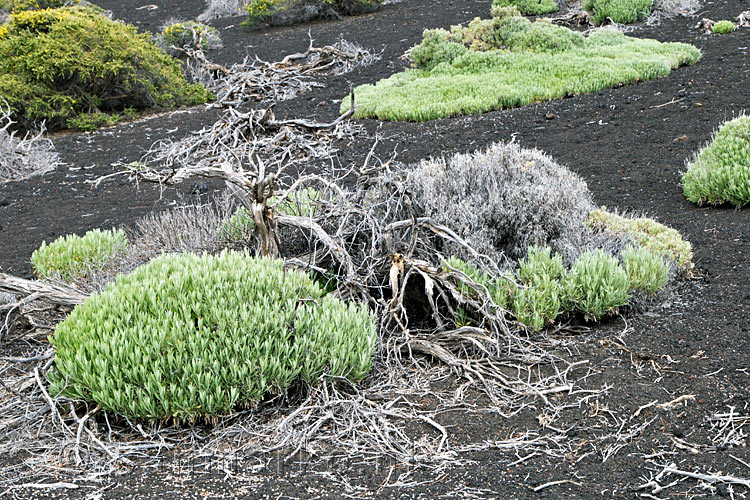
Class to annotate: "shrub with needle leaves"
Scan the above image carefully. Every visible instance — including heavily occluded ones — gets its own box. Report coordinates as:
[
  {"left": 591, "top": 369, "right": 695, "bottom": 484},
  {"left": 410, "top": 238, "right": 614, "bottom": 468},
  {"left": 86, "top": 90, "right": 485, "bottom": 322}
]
[
  {"left": 681, "top": 115, "right": 750, "bottom": 208},
  {"left": 564, "top": 249, "right": 630, "bottom": 320},
  {"left": 492, "top": 0, "right": 558, "bottom": 16},
  {"left": 583, "top": 0, "right": 653, "bottom": 25},
  {"left": 511, "top": 246, "right": 565, "bottom": 331},
  {"left": 622, "top": 246, "right": 669, "bottom": 296},
  {"left": 711, "top": 20, "right": 736, "bottom": 35},
  {"left": 47, "top": 252, "right": 376, "bottom": 421},
  {"left": 31, "top": 228, "right": 128, "bottom": 282}
]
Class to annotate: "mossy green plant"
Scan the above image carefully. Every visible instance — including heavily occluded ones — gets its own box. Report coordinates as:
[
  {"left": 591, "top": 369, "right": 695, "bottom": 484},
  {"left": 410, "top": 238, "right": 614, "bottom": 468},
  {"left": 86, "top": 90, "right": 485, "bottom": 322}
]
[
  {"left": 681, "top": 115, "right": 750, "bottom": 208},
  {"left": 583, "top": 0, "right": 652, "bottom": 25},
  {"left": 48, "top": 252, "right": 377, "bottom": 421},
  {"left": 711, "top": 20, "right": 736, "bottom": 35},
  {"left": 342, "top": 14, "right": 700, "bottom": 121},
  {"left": 243, "top": 0, "right": 381, "bottom": 26},
  {"left": 0, "top": 6, "right": 212, "bottom": 130},
  {"left": 31, "top": 228, "right": 128, "bottom": 282},
  {"left": 587, "top": 208, "right": 694, "bottom": 274},
  {"left": 492, "top": 0, "right": 557, "bottom": 16}
]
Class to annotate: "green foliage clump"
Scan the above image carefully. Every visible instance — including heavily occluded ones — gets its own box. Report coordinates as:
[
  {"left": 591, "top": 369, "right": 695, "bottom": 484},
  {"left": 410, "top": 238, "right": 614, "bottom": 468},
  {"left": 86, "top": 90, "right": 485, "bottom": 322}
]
[
  {"left": 157, "top": 20, "right": 222, "bottom": 55},
  {"left": 0, "top": 6, "right": 212, "bottom": 130},
  {"left": 492, "top": 0, "right": 557, "bottom": 16},
  {"left": 48, "top": 252, "right": 376, "bottom": 420},
  {"left": 31, "top": 228, "right": 128, "bottom": 282},
  {"left": 512, "top": 246, "right": 565, "bottom": 331},
  {"left": 622, "top": 246, "right": 669, "bottom": 296},
  {"left": 564, "top": 249, "right": 630, "bottom": 320},
  {"left": 441, "top": 256, "right": 513, "bottom": 310},
  {"left": 243, "top": 0, "right": 381, "bottom": 26},
  {"left": 587, "top": 209, "right": 694, "bottom": 274},
  {"left": 10, "top": 0, "right": 70, "bottom": 12},
  {"left": 583, "top": 0, "right": 652, "bottom": 25},
  {"left": 342, "top": 12, "right": 700, "bottom": 121},
  {"left": 712, "top": 20, "right": 736, "bottom": 35},
  {"left": 681, "top": 115, "right": 750, "bottom": 207},
  {"left": 218, "top": 187, "right": 321, "bottom": 242}
]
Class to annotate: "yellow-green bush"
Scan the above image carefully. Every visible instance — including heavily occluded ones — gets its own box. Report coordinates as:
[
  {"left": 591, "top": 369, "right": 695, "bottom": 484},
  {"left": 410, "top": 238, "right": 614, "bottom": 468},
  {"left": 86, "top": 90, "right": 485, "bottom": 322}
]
[
  {"left": 31, "top": 228, "right": 128, "bottom": 282},
  {"left": 492, "top": 0, "right": 557, "bottom": 16},
  {"left": 0, "top": 6, "right": 211, "bottom": 130},
  {"left": 48, "top": 252, "right": 376, "bottom": 420},
  {"left": 588, "top": 208, "right": 693, "bottom": 274},
  {"left": 681, "top": 115, "right": 750, "bottom": 207},
  {"left": 583, "top": 0, "right": 652, "bottom": 25},
  {"left": 712, "top": 20, "right": 736, "bottom": 35},
  {"left": 156, "top": 20, "right": 222, "bottom": 55},
  {"left": 343, "top": 13, "right": 700, "bottom": 121}
]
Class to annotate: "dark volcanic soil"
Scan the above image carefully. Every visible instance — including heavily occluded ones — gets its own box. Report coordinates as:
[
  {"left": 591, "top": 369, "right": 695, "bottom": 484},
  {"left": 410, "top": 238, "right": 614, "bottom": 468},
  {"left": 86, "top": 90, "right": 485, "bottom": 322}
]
[{"left": 1, "top": 0, "right": 749, "bottom": 498}]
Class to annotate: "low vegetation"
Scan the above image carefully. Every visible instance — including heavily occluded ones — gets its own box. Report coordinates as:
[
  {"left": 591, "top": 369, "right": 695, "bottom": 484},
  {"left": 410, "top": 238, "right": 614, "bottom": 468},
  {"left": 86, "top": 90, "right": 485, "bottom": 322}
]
[
  {"left": 583, "top": 0, "right": 653, "bottom": 25},
  {"left": 492, "top": 0, "right": 557, "bottom": 16},
  {"left": 31, "top": 228, "right": 128, "bottom": 282},
  {"left": 343, "top": 10, "right": 700, "bottom": 121},
  {"left": 156, "top": 20, "right": 223, "bottom": 55},
  {"left": 0, "top": 6, "right": 211, "bottom": 130},
  {"left": 48, "top": 252, "right": 377, "bottom": 420},
  {"left": 711, "top": 20, "right": 736, "bottom": 34},
  {"left": 0, "top": 99, "right": 60, "bottom": 182},
  {"left": 588, "top": 208, "right": 694, "bottom": 273},
  {"left": 243, "top": 0, "right": 381, "bottom": 26},
  {"left": 681, "top": 115, "right": 750, "bottom": 207}
]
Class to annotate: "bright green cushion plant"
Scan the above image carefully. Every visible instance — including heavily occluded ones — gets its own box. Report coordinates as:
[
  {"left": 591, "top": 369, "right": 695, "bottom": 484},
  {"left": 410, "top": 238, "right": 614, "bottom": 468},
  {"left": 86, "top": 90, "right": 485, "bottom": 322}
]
[
  {"left": 48, "top": 252, "right": 376, "bottom": 421},
  {"left": 681, "top": 115, "right": 750, "bottom": 207},
  {"left": 711, "top": 20, "right": 736, "bottom": 35},
  {"left": 342, "top": 10, "right": 700, "bottom": 121},
  {"left": 583, "top": 0, "right": 653, "bottom": 25},
  {"left": 31, "top": 228, "right": 128, "bottom": 282},
  {"left": 492, "top": 0, "right": 558, "bottom": 16},
  {"left": 0, "top": 6, "right": 211, "bottom": 130}
]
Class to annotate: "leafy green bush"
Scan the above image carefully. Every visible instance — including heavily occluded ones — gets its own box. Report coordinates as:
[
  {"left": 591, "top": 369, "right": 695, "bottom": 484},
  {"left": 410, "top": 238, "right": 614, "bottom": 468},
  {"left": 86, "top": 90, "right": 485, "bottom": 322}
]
[
  {"left": 157, "top": 20, "right": 222, "bottom": 55},
  {"left": 492, "top": 0, "right": 557, "bottom": 16},
  {"left": 564, "top": 249, "right": 630, "bottom": 320},
  {"left": 31, "top": 228, "right": 128, "bottom": 282},
  {"left": 243, "top": 0, "right": 380, "bottom": 26},
  {"left": 441, "top": 256, "right": 513, "bottom": 310},
  {"left": 512, "top": 246, "right": 565, "bottom": 331},
  {"left": 10, "top": 0, "right": 70, "bottom": 12},
  {"left": 342, "top": 12, "right": 700, "bottom": 121},
  {"left": 622, "top": 246, "right": 669, "bottom": 296},
  {"left": 583, "top": 0, "right": 653, "bottom": 24},
  {"left": 711, "top": 20, "right": 736, "bottom": 35},
  {"left": 0, "top": 6, "right": 211, "bottom": 130},
  {"left": 588, "top": 208, "right": 694, "bottom": 274},
  {"left": 48, "top": 252, "right": 376, "bottom": 420},
  {"left": 681, "top": 115, "right": 750, "bottom": 207}
]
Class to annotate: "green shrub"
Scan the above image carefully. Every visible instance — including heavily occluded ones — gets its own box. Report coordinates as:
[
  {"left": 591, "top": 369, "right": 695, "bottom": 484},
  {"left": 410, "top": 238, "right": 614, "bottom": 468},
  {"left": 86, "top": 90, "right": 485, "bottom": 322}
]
[
  {"left": 0, "top": 6, "right": 211, "bottom": 130},
  {"left": 564, "top": 249, "right": 630, "bottom": 320},
  {"left": 681, "top": 115, "right": 750, "bottom": 207},
  {"left": 31, "top": 228, "right": 128, "bottom": 282},
  {"left": 587, "top": 208, "right": 694, "bottom": 274},
  {"left": 711, "top": 20, "right": 736, "bottom": 34},
  {"left": 218, "top": 187, "right": 321, "bottom": 242},
  {"left": 492, "top": 0, "right": 557, "bottom": 16},
  {"left": 342, "top": 13, "right": 699, "bottom": 121},
  {"left": 10, "top": 0, "right": 70, "bottom": 12},
  {"left": 157, "top": 20, "right": 222, "bottom": 55},
  {"left": 622, "top": 246, "right": 669, "bottom": 296},
  {"left": 583, "top": 0, "right": 653, "bottom": 24},
  {"left": 48, "top": 252, "right": 376, "bottom": 420},
  {"left": 512, "top": 246, "right": 565, "bottom": 331},
  {"left": 441, "top": 256, "right": 513, "bottom": 310},
  {"left": 243, "top": 0, "right": 381, "bottom": 26}
]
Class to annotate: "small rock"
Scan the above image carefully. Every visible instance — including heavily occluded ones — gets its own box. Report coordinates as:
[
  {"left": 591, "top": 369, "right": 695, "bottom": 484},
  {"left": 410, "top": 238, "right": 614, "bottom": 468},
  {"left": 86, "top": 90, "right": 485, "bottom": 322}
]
[
  {"left": 694, "top": 102, "right": 703, "bottom": 108},
  {"left": 545, "top": 112, "right": 556, "bottom": 120},
  {"left": 673, "top": 134, "right": 688, "bottom": 143}
]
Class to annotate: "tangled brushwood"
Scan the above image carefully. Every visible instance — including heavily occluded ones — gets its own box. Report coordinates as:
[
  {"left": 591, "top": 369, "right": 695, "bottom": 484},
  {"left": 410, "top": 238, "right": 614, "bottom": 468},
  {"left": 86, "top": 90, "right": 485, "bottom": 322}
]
[{"left": 0, "top": 100, "right": 60, "bottom": 182}]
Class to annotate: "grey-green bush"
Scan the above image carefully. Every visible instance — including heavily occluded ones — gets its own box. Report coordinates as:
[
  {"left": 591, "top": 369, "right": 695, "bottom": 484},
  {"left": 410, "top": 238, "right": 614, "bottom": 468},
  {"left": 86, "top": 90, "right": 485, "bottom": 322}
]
[
  {"left": 512, "top": 246, "right": 565, "bottom": 331},
  {"left": 564, "top": 249, "right": 630, "bottom": 320},
  {"left": 681, "top": 115, "right": 750, "bottom": 207},
  {"left": 48, "top": 252, "right": 376, "bottom": 420},
  {"left": 407, "top": 142, "right": 595, "bottom": 263},
  {"left": 31, "top": 228, "right": 128, "bottom": 282}
]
